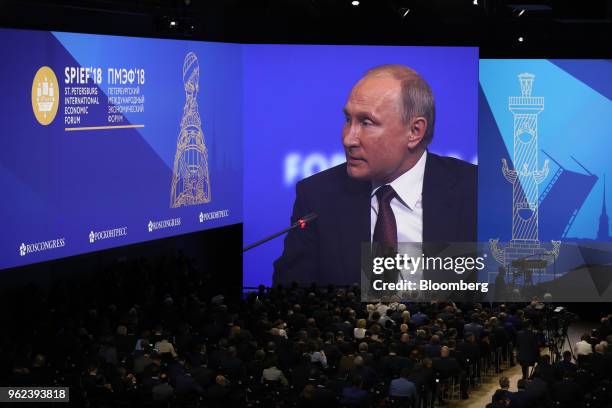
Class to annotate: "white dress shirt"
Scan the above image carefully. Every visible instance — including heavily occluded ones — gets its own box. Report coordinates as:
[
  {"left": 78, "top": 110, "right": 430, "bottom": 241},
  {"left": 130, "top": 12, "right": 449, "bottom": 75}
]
[
  {"left": 575, "top": 340, "right": 593, "bottom": 356},
  {"left": 371, "top": 150, "right": 427, "bottom": 282}
]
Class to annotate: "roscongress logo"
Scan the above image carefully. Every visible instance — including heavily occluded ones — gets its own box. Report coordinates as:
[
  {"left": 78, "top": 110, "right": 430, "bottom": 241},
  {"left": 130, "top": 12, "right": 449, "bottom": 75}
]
[
  {"left": 19, "top": 237, "right": 66, "bottom": 257},
  {"left": 32, "top": 66, "right": 59, "bottom": 125},
  {"left": 147, "top": 218, "right": 181, "bottom": 233},
  {"left": 199, "top": 210, "right": 230, "bottom": 223},
  {"left": 89, "top": 227, "right": 128, "bottom": 244}
]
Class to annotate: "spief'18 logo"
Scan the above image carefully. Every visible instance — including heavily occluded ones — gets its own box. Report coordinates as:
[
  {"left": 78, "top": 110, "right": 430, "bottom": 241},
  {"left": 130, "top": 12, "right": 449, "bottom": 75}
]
[{"left": 31, "top": 66, "right": 59, "bottom": 125}]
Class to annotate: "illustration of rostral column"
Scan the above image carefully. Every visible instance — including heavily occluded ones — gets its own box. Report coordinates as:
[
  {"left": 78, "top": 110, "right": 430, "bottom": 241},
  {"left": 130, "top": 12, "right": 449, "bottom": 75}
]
[
  {"left": 490, "top": 73, "right": 560, "bottom": 282},
  {"left": 170, "top": 52, "right": 211, "bottom": 208}
]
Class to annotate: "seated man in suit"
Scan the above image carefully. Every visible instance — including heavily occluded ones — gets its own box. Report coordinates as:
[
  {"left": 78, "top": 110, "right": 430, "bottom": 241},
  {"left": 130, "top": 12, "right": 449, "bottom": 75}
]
[
  {"left": 552, "top": 350, "right": 577, "bottom": 379},
  {"left": 432, "top": 346, "right": 469, "bottom": 400},
  {"left": 273, "top": 64, "right": 477, "bottom": 288},
  {"left": 340, "top": 373, "right": 370, "bottom": 408},
  {"left": 389, "top": 367, "right": 418, "bottom": 407}
]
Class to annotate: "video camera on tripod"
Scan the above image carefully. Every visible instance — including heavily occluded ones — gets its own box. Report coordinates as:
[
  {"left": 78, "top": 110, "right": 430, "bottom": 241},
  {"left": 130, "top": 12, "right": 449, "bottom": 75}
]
[{"left": 543, "top": 306, "right": 577, "bottom": 361}]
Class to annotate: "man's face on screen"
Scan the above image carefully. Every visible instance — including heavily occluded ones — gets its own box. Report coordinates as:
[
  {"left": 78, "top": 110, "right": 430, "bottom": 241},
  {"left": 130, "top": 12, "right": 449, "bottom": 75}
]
[{"left": 342, "top": 75, "right": 411, "bottom": 183}]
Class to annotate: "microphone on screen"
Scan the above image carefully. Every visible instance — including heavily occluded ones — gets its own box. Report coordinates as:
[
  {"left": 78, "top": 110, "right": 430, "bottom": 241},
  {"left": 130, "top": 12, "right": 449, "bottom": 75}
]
[{"left": 242, "top": 213, "right": 318, "bottom": 252}]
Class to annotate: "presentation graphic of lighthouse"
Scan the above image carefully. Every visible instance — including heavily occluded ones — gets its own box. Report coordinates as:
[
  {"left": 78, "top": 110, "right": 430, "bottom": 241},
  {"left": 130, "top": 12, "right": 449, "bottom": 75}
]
[
  {"left": 170, "top": 52, "right": 211, "bottom": 208},
  {"left": 489, "top": 73, "right": 560, "bottom": 285}
]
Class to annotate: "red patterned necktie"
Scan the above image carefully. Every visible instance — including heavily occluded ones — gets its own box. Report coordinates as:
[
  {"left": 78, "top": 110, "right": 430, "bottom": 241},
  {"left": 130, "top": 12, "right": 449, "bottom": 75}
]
[{"left": 373, "top": 184, "right": 397, "bottom": 248}]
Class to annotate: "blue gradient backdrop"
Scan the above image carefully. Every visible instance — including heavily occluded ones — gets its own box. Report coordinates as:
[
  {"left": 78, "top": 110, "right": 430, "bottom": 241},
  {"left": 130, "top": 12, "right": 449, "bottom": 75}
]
[
  {"left": 0, "top": 29, "right": 242, "bottom": 270},
  {"left": 243, "top": 45, "right": 478, "bottom": 287}
]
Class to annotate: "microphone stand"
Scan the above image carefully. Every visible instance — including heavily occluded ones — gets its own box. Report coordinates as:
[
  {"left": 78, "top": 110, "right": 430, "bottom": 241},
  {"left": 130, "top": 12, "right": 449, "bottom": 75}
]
[{"left": 242, "top": 213, "right": 318, "bottom": 252}]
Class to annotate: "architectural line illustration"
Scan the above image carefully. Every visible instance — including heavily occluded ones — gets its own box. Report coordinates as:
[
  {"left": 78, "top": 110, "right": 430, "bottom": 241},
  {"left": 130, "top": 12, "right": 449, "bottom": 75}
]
[
  {"left": 170, "top": 52, "right": 211, "bottom": 208},
  {"left": 598, "top": 175, "right": 610, "bottom": 241},
  {"left": 490, "top": 73, "right": 560, "bottom": 285}
]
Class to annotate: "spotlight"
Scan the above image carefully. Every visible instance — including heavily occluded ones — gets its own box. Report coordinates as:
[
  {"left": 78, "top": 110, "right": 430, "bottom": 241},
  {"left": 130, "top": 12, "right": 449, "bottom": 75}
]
[
  {"left": 518, "top": 9, "right": 525, "bottom": 17},
  {"left": 397, "top": 7, "right": 410, "bottom": 18},
  {"left": 473, "top": 0, "right": 478, "bottom": 5},
  {"left": 351, "top": 0, "right": 360, "bottom": 6},
  {"left": 170, "top": 21, "right": 177, "bottom": 27},
  {"left": 518, "top": 36, "right": 524, "bottom": 43}
]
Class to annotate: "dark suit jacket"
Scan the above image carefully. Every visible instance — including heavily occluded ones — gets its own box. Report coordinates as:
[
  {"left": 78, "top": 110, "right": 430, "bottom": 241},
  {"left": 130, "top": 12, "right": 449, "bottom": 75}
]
[
  {"left": 273, "top": 152, "right": 477, "bottom": 286},
  {"left": 516, "top": 330, "right": 539, "bottom": 364},
  {"left": 432, "top": 356, "right": 462, "bottom": 379},
  {"left": 378, "top": 354, "right": 411, "bottom": 379}
]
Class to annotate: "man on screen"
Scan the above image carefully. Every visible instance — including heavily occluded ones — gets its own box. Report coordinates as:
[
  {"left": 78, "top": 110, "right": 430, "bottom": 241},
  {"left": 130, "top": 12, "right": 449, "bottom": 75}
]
[{"left": 273, "top": 64, "right": 476, "bottom": 287}]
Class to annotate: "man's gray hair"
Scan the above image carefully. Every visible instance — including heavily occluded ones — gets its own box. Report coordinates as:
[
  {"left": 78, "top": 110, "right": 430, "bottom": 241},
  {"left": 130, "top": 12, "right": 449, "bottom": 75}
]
[{"left": 365, "top": 64, "right": 436, "bottom": 145}]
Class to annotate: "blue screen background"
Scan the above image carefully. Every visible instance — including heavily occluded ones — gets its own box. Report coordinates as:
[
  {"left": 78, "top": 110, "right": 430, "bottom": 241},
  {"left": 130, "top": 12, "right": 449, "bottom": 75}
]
[
  {"left": 0, "top": 29, "right": 243, "bottom": 269},
  {"left": 242, "top": 44, "right": 478, "bottom": 287}
]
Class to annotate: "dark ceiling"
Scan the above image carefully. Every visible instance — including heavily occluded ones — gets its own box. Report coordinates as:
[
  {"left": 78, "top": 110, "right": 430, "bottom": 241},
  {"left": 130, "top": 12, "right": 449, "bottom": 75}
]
[{"left": 1, "top": 0, "right": 611, "bottom": 57}]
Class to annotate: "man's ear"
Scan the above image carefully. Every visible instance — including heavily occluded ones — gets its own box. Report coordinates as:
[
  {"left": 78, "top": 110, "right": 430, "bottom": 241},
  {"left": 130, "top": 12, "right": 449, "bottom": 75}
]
[{"left": 406, "top": 116, "right": 428, "bottom": 149}]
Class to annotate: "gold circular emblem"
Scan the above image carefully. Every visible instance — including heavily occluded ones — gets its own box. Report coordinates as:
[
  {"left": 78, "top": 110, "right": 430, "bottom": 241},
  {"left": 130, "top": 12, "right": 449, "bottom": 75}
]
[{"left": 31, "top": 66, "right": 59, "bottom": 125}]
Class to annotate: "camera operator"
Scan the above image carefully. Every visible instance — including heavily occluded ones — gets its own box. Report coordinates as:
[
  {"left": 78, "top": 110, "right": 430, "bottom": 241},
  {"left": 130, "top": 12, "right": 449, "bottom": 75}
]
[{"left": 524, "top": 298, "right": 546, "bottom": 330}]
